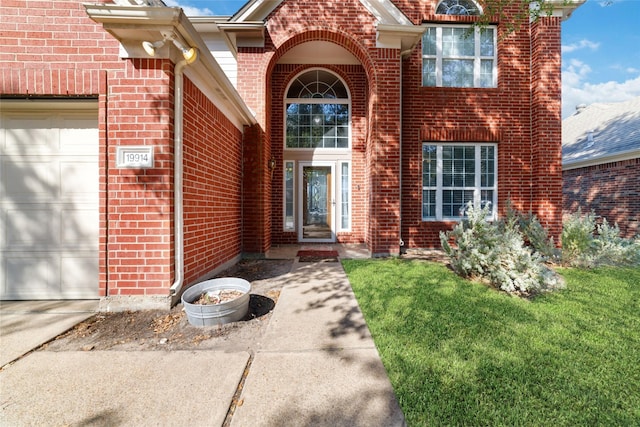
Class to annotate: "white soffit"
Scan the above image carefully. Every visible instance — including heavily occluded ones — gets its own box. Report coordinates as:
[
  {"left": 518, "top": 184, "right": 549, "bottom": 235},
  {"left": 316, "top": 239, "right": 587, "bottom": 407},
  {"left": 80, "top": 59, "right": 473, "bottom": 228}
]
[{"left": 278, "top": 41, "right": 360, "bottom": 65}]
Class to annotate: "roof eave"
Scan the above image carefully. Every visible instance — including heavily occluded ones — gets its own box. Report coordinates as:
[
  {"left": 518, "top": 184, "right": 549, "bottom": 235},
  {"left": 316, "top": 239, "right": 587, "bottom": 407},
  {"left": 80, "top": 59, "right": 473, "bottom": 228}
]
[
  {"left": 563, "top": 149, "right": 640, "bottom": 170},
  {"left": 542, "top": 0, "right": 587, "bottom": 21},
  {"left": 83, "top": 3, "right": 257, "bottom": 127}
]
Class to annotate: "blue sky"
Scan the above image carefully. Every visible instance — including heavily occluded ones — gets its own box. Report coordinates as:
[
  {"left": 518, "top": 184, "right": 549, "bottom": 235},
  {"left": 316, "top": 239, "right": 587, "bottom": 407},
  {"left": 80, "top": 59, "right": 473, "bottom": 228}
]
[{"left": 169, "top": 0, "right": 640, "bottom": 118}]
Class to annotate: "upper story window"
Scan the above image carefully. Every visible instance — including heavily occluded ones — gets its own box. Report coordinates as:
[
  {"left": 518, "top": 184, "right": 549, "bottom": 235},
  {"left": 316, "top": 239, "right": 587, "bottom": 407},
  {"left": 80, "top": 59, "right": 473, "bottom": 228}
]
[
  {"left": 422, "top": 25, "right": 496, "bottom": 88},
  {"left": 285, "top": 69, "right": 350, "bottom": 149},
  {"left": 436, "top": 0, "right": 481, "bottom": 15},
  {"left": 423, "top": 0, "right": 496, "bottom": 88}
]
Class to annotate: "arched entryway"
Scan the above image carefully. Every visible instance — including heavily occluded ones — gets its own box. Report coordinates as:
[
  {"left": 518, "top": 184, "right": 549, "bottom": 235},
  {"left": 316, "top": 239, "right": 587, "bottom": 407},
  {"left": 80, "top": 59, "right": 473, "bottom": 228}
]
[
  {"left": 283, "top": 68, "right": 351, "bottom": 242},
  {"left": 268, "top": 38, "right": 371, "bottom": 245}
]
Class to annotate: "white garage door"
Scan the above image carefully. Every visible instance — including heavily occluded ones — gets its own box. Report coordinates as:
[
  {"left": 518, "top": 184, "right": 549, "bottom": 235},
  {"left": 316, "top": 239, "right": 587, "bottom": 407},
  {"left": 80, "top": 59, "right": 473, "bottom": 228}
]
[{"left": 0, "top": 101, "right": 99, "bottom": 300}]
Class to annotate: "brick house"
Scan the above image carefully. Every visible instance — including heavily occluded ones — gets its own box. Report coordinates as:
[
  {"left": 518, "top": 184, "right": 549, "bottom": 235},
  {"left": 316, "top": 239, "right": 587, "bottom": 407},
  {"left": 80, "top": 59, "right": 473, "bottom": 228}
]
[
  {"left": 562, "top": 97, "right": 640, "bottom": 238},
  {"left": 0, "top": 0, "right": 582, "bottom": 309}
]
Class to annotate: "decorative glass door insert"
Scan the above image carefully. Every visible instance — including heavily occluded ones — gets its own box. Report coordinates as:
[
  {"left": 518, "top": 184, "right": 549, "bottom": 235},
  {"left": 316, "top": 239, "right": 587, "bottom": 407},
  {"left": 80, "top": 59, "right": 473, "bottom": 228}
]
[{"left": 299, "top": 164, "right": 334, "bottom": 242}]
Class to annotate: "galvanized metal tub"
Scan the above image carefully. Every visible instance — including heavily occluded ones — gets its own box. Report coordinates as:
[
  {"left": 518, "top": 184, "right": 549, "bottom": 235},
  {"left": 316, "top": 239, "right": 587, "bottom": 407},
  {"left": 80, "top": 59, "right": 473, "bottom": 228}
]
[{"left": 181, "top": 277, "right": 251, "bottom": 327}]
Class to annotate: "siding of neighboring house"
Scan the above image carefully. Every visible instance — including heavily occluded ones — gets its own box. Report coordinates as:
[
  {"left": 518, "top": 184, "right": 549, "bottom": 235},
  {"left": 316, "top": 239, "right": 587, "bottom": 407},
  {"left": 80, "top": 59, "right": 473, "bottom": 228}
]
[{"left": 563, "top": 158, "right": 640, "bottom": 238}]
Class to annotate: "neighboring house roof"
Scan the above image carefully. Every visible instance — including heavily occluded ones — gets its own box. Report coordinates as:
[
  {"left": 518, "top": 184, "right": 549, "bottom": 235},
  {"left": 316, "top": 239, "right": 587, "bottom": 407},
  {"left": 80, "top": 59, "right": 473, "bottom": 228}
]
[{"left": 562, "top": 96, "right": 640, "bottom": 170}]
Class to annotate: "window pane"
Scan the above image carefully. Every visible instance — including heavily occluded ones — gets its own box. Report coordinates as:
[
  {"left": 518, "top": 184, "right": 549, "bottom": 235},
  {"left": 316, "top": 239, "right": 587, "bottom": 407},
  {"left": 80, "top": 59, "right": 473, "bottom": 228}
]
[
  {"left": 443, "top": 145, "right": 475, "bottom": 187},
  {"left": 442, "top": 27, "right": 474, "bottom": 57},
  {"left": 423, "top": 190, "right": 436, "bottom": 218},
  {"left": 436, "top": 0, "right": 481, "bottom": 15},
  {"left": 285, "top": 162, "right": 294, "bottom": 230},
  {"left": 422, "top": 59, "right": 437, "bottom": 87},
  {"left": 480, "top": 60, "right": 494, "bottom": 88},
  {"left": 287, "top": 103, "right": 349, "bottom": 148},
  {"left": 423, "top": 27, "right": 437, "bottom": 55},
  {"left": 481, "top": 145, "right": 495, "bottom": 187},
  {"left": 481, "top": 190, "right": 493, "bottom": 210},
  {"left": 443, "top": 189, "right": 474, "bottom": 217},
  {"left": 442, "top": 59, "right": 473, "bottom": 87},
  {"left": 422, "top": 145, "right": 437, "bottom": 187},
  {"left": 341, "top": 163, "right": 350, "bottom": 229},
  {"left": 480, "top": 28, "right": 494, "bottom": 56}
]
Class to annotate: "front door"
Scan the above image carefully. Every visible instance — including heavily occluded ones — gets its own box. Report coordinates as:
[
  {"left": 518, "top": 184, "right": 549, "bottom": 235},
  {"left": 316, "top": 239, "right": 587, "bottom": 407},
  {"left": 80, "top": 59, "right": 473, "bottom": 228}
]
[{"left": 299, "top": 163, "right": 335, "bottom": 242}]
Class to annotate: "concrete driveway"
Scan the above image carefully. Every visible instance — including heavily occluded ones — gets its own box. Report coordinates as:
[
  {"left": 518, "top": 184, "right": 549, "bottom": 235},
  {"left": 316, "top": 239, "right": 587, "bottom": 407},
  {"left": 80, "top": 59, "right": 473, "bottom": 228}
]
[{"left": 0, "top": 300, "right": 98, "bottom": 368}]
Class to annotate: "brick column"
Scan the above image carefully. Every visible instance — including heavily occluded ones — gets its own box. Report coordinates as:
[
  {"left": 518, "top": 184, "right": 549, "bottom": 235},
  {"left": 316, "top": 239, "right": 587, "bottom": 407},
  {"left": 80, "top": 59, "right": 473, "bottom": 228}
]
[
  {"left": 368, "top": 48, "right": 402, "bottom": 256},
  {"left": 530, "top": 17, "right": 563, "bottom": 242},
  {"left": 104, "top": 59, "right": 174, "bottom": 305}
]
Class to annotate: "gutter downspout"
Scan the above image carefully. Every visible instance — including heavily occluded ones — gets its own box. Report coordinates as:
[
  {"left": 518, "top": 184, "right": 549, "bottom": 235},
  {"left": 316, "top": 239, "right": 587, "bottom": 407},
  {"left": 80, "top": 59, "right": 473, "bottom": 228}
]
[{"left": 170, "top": 55, "right": 196, "bottom": 297}]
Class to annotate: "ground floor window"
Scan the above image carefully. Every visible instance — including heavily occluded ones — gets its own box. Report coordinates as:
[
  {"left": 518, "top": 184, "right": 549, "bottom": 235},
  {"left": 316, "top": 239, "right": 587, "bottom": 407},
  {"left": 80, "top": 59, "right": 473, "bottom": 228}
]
[{"left": 422, "top": 143, "right": 497, "bottom": 221}]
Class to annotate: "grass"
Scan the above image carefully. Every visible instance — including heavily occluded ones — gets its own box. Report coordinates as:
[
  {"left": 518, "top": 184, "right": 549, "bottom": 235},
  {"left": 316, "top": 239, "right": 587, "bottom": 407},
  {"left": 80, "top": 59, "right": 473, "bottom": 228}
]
[{"left": 343, "top": 259, "right": 640, "bottom": 426}]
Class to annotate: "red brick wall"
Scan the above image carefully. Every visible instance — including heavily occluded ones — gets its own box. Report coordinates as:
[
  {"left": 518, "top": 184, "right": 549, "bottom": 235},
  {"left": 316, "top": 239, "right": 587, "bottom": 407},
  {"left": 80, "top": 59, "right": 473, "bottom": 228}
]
[
  {"left": 401, "top": 5, "right": 543, "bottom": 248},
  {"left": 563, "top": 158, "right": 640, "bottom": 238},
  {"left": 237, "top": 0, "right": 406, "bottom": 255},
  {"left": 182, "top": 78, "right": 243, "bottom": 283},
  {"left": 236, "top": 0, "right": 565, "bottom": 253},
  {"left": 104, "top": 59, "right": 174, "bottom": 297},
  {"left": 531, "top": 16, "right": 563, "bottom": 242}
]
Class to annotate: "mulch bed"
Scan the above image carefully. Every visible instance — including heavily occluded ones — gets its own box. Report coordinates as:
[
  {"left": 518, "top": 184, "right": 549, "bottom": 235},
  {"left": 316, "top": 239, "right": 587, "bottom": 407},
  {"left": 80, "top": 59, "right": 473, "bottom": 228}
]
[{"left": 296, "top": 250, "right": 339, "bottom": 263}]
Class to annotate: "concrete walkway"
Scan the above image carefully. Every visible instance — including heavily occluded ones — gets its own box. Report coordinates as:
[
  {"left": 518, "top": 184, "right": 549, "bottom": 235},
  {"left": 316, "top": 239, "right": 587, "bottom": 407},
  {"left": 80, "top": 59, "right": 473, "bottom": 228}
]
[{"left": 0, "top": 253, "right": 405, "bottom": 426}]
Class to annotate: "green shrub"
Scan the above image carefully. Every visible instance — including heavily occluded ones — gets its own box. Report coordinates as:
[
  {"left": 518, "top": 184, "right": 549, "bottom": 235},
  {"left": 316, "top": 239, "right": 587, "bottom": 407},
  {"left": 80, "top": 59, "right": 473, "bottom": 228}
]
[
  {"left": 561, "top": 211, "right": 640, "bottom": 268},
  {"left": 505, "top": 204, "right": 560, "bottom": 263},
  {"left": 561, "top": 209, "right": 597, "bottom": 267},
  {"left": 440, "top": 203, "right": 564, "bottom": 295}
]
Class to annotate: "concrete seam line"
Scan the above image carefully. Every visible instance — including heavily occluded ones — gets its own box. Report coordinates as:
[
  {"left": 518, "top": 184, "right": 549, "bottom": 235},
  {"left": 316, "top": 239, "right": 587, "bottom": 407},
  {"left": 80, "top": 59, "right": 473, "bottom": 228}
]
[{"left": 222, "top": 353, "right": 254, "bottom": 426}]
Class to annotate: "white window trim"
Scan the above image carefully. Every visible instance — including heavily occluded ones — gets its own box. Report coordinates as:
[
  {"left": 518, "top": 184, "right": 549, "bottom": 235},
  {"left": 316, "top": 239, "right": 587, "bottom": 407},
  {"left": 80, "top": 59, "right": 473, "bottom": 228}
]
[
  {"left": 422, "top": 142, "right": 498, "bottom": 221},
  {"left": 422, "top": 24, "right": 497, "bottom": 88}
]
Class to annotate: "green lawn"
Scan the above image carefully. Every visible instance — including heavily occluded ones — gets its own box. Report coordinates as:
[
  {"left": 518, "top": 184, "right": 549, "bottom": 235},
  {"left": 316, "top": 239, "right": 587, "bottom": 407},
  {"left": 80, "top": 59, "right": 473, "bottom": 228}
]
[{"left": 343, "top": 259, "right": 640, "bottom": 426}]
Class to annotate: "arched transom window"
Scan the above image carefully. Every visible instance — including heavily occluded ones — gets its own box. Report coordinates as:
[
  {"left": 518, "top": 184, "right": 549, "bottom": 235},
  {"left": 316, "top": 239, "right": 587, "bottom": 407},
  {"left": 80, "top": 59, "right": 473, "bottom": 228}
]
[
  {"left": 436, "top": 0, "right": 481, "bottom": 15},
  {"left": 285, "top": 69, "right": 350, "bottom": 149}
]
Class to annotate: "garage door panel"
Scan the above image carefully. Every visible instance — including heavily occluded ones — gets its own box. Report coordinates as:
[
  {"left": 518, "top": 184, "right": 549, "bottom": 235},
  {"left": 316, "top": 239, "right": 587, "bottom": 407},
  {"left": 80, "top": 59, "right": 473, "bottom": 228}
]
[
  {"left": 61, "top": 255, "right": 99, "bottom": 296},
  {"left": 60, "top": 160, "right": 98, "bottom": 202},
  {"left": 4, "top": 207, "right": 60, "bottom": 248},
  {"left": 61, "top": 207, "right": 99, "bottom": 247},
  {"left": 60, "top": 117, "right": 99, "bottom": 155},
  {"left": 2, "top": 159, "right": 57, "bottom": 201},
  {"left": 1, "top": 104, "right": 98, "bottom": 300},
  {"left": 3, "top": 254, "right": 58, "bottom": 299},
  {"left": 2, "top": 115, "right": 56, "bottom": 154}
]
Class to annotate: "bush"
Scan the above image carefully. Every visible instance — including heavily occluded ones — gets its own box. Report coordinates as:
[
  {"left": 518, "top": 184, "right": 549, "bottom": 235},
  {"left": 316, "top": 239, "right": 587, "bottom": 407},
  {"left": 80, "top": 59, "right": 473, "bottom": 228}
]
[
  {"left": 562, "top": 211, "right": 640, "bottom": 268},
  {"left": 505, "top": 204, "right": 560, "bottom": 263},
  {"left": 440, "top": 203, "right": 564, "bottom": 295},
  {"left": 561, "top": 209, "right": 597, "bottom": 267}
]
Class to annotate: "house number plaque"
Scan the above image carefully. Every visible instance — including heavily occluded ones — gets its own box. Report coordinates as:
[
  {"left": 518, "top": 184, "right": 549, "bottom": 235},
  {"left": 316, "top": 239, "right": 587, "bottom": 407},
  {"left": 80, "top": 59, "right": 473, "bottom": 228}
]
[{"left": 116, "top": 146, "right": 154, "bottom": 169}]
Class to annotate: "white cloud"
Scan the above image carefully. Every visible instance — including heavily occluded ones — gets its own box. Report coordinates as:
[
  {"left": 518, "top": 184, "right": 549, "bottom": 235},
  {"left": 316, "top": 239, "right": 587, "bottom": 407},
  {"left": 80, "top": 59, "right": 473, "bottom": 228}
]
[
  {"left": 163, "top": 0, "right": 213, "bottom": 16},
  {"left": 561, "top": 39, "right": 600, "bottom": 54},
  {"left": 562, "top": 60, "right": 640, "bottom": 118}
]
